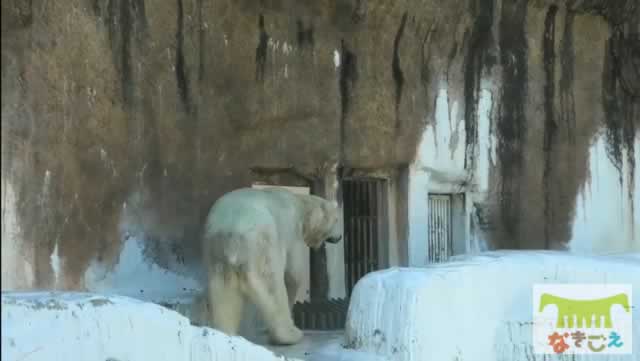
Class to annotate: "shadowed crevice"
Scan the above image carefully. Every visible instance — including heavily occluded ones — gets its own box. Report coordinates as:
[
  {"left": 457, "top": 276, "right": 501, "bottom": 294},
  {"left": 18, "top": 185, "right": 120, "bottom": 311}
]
[
  {"left": 464, "top": 0, "right": 495, "bottom": 170},
  {"left": 496, "top": 0, "right": 528, "bottom": 248},
  {"left": 255, "top": 14, "right": 269, "bottom": 82},
  {"left": 542, "top": 5, "right": 558, "bottom": 249},
  {"left": 392, "top": 12, "right": 408, "bottom": 130},
  {"left": 176, "top": 0, "right": 191, "bottom": 113}
]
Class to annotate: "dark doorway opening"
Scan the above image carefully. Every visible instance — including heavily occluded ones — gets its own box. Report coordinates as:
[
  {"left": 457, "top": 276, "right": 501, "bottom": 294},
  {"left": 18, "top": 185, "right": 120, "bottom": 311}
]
[{"left": 342, "top": 178, "right": 387, "bottom": 296}]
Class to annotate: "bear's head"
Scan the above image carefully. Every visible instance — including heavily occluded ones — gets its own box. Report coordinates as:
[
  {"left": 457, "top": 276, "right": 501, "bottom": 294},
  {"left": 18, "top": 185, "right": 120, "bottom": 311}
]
[{"left": 302, "top": 196, "right": 342, "bottom": 249}]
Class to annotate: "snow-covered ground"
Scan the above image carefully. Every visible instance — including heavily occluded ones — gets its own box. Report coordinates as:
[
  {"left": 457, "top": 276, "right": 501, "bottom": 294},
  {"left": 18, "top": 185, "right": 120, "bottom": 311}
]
[
  {"left": 1, "top": 292, "right": 301, "bottom": 361},
  {"left": 346, "top": 251, "right": 640, "bottom": 361},
  {"left": 258, "top": 330, "right": 390, "bottom": 361}
]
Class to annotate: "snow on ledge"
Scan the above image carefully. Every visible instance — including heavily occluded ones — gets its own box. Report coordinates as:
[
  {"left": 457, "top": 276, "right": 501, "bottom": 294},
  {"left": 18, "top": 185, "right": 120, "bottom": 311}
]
[
  {"left": 1, "top": 292, "right": 300, "bottom": 361},
  {"left": 345, "top": 251, "right": 640, "bottom": 361}
]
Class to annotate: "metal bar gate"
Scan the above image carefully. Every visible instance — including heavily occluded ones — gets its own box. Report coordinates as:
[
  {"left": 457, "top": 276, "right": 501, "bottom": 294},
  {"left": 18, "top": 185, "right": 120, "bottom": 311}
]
[{"left": 343, "top": 179, "right": 384, "bottom": 296}]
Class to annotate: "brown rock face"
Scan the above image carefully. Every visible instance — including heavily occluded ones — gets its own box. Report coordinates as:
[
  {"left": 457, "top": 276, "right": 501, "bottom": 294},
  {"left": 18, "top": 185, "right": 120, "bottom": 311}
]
[{"left": 2, "top": 0, "right": 638, "bottom": 289}]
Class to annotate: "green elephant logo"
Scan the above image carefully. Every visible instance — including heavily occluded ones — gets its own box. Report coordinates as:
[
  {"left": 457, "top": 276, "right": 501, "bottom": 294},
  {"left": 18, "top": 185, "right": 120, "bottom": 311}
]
[{"left": 539, "top": 293, "right": 630, "bottom": 328}]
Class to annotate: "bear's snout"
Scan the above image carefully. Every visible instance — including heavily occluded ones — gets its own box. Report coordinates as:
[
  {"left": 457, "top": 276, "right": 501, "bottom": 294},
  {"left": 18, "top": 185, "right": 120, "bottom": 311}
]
[{"left": 325, "top": 235, "right": 342, "bottom": 244}]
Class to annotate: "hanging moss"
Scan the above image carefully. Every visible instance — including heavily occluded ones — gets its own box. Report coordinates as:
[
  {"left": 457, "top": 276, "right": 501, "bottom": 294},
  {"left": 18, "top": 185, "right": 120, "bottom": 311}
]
[
  {"left": 602, "top": 28, "right": 638, "bottom": 236},
  {"left": 496, "top": 0, "right": 529, "bottom": 246},
  {"left": 463, "top": 0, "right": 495, "bottom": 170}
]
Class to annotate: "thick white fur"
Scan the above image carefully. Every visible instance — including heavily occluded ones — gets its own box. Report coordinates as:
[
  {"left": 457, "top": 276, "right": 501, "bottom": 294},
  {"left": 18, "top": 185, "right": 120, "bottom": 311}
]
[{"left": 201, "top": 187, "right": 341, "bottom": 345}]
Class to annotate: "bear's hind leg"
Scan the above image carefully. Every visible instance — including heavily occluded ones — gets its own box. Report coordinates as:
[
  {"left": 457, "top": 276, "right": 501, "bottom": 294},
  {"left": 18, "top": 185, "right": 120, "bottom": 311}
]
[
  {"left": 245, "top": 271, "right": 303, "bottom": 345},
  {"left": 207, "top": 266, "right": 244, "bottom": 335}
]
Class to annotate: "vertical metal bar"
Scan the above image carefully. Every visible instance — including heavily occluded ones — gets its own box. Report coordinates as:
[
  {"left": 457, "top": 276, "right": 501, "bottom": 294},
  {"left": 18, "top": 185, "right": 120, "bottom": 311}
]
[
  {"left": 362, "top": 183, "right": 367, "bottom": 275},
  {"left": 438, "top": 197, "right": 444, "bottom": 262},
  {"left": 361, "top": 181, "right": 367, "bottom": 276},
  {"left": 448, "top": 196, "right": 452, "bottom": 260},
  {"left": 345, "top": 180, "right": 350, "bottom": 294},
  {"left": 358, "top": 181, "right": 364, "bottom": 281},
  {"left": 365, "top": 181, "right": 370, "bottom": 273},
  {"left": 353, "top": 182, "right": 358, "bottom": 292},
  {"left": 441, "top": 198, "right": 445, "bottom": 262},
  {"left": 370, "top": 180, "right": 375, "bottom": 271},
  {"left": 358, "top": 189, "right": 364, "bottom": 280},
  {"left": 349, "top": 181, "right": 355, "bottom": 293},
  {"left": 351, "top": 181, "right": 357, "bottom": 287},
  {"left": 376, "top": 180, "right": 382, "bottom": 269},
  {"left": 449, "top": 195, "right": 453, "bottom": 259},
  {"left": 428, "top": 196, "right": 432, "bottom": 263},
  {"left": 362, "top": 182, "right": 367, "bottom": 277},
  {"left": 446, "top": 196, "right": 450, "bottom": 260},
  {"left": 440, "top": 197, "right": 444, "bottom": 262},
  {"left": 366, "top": 181, "right": 372, "bottom": 273},
  {"left": 352, "top": 181, "right": 358, "bottom": 292},
  {"left": 359, "top": 182, "right": 365, "bottom": 281},
  {"left": 370, "top": 180, "right": 377, "bottom": 272},
  {"left": 447, "top": 196, "right": 452, "bottom": 261},
  {"left": 432, "top": 197, "right": 437, "bottom": 263},
  {"left": 438, "top": 198, "right": 443, "bottom": 262},
  {"left": 433, "top": 197, "right": 440, "bottom": 262},
  {"left": 343, "top": 181, "right": 348, "bottom": 295},
  {"left": 433, "top": 197, "right": 437, "bottom": 263},
  {"left": 344, "top": 181, "right": 352, "bottom": 295},
  {"left": 442, "top": 198, "right": 446, "bottom": 262},
  {"left": 427, "top": 196, "right": 433, "bottom": 263},
  {"left": 436, "top": 197, "right": 440, "bottom": 262},
  {"left": 436, "top": 198, "right": 440, "bottom": 262},
  {"left": 449, "top": 196, "right": 452, "bottom": 259},
  {"left": 351, "top": 181, "right": 355, "bottom": 287}
]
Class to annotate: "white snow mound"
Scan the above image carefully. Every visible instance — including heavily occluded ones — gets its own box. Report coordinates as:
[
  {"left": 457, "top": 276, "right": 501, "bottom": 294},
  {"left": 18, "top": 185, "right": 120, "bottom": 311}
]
[
  {"left": 345, "top": 251, "right": 640, "bottom": 361},
  {"left": 1, "top": 292, "right": 300, "bottom": 361}
]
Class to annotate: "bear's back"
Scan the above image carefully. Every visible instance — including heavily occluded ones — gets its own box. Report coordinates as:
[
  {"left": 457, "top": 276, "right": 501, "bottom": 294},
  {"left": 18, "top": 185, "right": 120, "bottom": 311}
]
[{"left": 204, "top": 188, "right": 300, "bottom": 235}]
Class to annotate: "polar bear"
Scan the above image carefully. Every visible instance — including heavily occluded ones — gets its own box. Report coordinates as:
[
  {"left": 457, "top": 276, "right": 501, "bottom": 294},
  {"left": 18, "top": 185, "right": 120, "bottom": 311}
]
[{"left": 201, "top": 187, "right": 342, "bottom": 345}]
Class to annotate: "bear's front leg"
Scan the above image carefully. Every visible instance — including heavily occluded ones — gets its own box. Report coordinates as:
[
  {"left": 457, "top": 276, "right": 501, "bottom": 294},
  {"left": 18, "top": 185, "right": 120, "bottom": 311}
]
[
  {"left": 284, "top": 271, "right": 300, "bottom": 313},
  {"left": 285, "top": 244, "right": 307, "bottom": 312}
]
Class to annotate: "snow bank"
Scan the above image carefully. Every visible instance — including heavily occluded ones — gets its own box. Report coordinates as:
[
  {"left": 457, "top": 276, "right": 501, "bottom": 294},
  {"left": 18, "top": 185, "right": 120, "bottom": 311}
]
[
  {"left": 345, "top": 251, "right": 640, "bottom": 361},
  {"left": 1, "top": 292, "right": 299, "bottom": 361}
]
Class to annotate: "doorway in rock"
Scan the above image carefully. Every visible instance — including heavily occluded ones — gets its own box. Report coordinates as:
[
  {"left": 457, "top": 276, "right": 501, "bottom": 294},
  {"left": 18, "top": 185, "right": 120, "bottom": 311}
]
[
  {"left": 342, "top": 178, "right": 387, "bottom": 296},
  {"left": 293, "top": 177, "right": 388, "bottom": 330}
]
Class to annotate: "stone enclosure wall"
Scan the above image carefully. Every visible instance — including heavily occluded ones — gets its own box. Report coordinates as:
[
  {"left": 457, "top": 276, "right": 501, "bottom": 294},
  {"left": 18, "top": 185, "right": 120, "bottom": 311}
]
[{"left": 2, "top": 0, "right": 638, "bottom": 291}]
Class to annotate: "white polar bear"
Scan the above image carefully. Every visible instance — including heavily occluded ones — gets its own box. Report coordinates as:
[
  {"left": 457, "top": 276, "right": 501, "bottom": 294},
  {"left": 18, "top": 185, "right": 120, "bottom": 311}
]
[{"left": 201, "top": 187, "right": 342, "bottom": 345}]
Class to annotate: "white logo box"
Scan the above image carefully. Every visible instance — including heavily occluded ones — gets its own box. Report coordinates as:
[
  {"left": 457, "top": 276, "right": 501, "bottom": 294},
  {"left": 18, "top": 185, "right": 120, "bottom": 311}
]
[{"left": 532, "top": 284, "right": 632, "bottom": 355}]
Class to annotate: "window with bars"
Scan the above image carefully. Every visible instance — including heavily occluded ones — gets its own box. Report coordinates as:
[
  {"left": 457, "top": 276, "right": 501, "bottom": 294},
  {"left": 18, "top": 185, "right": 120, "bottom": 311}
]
[{"left": 428, "top": 194, "right": 453, "bottom": 263}]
